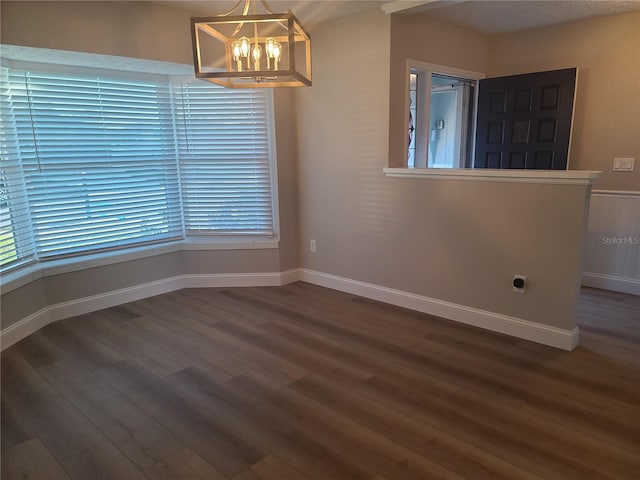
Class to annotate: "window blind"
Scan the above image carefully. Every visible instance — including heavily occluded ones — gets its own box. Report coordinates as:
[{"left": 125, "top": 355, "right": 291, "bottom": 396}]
[
  {"left": 173, "top": 81, "right": 274, "bottom": 236},
  {"left": 0, "top": 63, "right": 277, "bottom": 274},
  {"left": 5, "top": 68, "right": 183, "bottom": 260},
  {"left": 0, "top": 67, "right": 37, "bottom": 270}
]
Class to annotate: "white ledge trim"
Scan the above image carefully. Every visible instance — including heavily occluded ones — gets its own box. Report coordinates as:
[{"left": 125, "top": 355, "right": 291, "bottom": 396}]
[
  {"left": 383, "top": 168, "right": 601, "bottom": 185},
  {"left": 591, "top": 189, "right": 640, "bottom": 198}
]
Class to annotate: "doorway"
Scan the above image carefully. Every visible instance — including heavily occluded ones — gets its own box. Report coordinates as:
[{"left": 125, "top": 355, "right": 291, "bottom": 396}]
[
  {"left": 407, "top": 62, "right": 482, "bottom": 169},
  {"left": 406, "top": 62, "right": 577, "bottom": 170},
  {"left": 428, "top": 74, "right": 475, "bottom": 168}
]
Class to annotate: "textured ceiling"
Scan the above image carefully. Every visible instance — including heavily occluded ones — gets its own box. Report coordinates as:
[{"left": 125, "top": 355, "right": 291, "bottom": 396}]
[
  {"left": 163, "top": 0, "right": 640, "bottom": 33},
  {"left": 401, "top": 0, "right": 640, "bottom": 34}
]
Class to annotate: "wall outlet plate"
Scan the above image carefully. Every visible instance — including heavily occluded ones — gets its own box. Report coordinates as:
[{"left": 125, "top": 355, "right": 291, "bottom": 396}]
[
  {"left": 613, "top": 157, "right": 635, "bottom": 172},
  {"left": 513, "top": 275, "right": 526, "bottom": 293}
]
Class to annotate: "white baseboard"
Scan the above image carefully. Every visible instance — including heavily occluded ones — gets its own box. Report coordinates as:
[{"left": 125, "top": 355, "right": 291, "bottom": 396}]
[
  {"left": 299, "top": 269, "right": 579, "bottom": 351},
  {"left": 1, "top": 267, "right": 579, "bottom": 352},
  {"left": 183, "top": 272, "right": 289, "bottom": 288},
  {"left": 47, "top": 276, "right": 185, "bottom": 324},
  {"left": 582, "top": 272, "right": 640, "bottom": 296},
  {"left": 0, "top": 308, "right": 52, "bottom": 352},
  {"left": 1, "top": 271, "right": 298, "bottom": 351},
  {"left": 280, "top": 268, "right": 303, "bottom": 285}
]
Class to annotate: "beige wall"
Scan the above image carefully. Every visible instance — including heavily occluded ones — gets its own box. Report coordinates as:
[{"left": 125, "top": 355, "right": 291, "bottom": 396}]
[
  {"left": 295, "top": 9, "right": 590, "bottom": 331},
  {"left": 0, "top": 1, "right": 298, "bottom": 329},
  {"left": 273, "top": 88, "right": 301, "bottom": 271},
  {"left": 388, "top": 10, "right": 639, "bottom": 191},
  {"left": 489, "top": 11, "right": 640, "bottom": 190},
  {"left": 295, "top": 9, "right": 392, "bottom": 283},
  {"left": 1, "top": 279, "right": 48, "bottom": 329},
  {"left": 1, "top": 1, "right": 193, "bottom": 64}
]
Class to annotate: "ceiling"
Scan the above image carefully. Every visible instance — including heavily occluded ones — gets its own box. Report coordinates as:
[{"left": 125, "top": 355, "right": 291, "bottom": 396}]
[
  {"left": 405, "top": 0, "right": 640, "bottom": 34},
  {"left": 167, "top": 0, "right": 640, "bottom": 33},
  {"left": 168, "top": 0, "right": 640, "bottom": 34},
  {"left": 164, "top": 1, "right": 386, "bottom": 29}
]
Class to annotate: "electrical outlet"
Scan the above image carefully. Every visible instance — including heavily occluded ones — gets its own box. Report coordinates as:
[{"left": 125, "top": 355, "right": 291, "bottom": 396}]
[
  {"left": 310, "top": 239, "right": 317, "bottom": 253},
  {"left": 513, "top": 275, "right": 526, "bottom": 293}
]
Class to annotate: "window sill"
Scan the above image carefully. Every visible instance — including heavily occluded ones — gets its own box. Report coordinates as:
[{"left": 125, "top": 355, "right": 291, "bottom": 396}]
[
  {"left": 383, "top": 168, "right": 601, "bottom": 185},
  {"left": 0, "top": 238, "right": 279, "bottom": 294}
]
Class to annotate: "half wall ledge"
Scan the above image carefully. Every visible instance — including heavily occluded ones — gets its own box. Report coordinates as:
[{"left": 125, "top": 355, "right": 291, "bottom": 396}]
[{"left": 383, "top": 168, "right": 601, "bottom": 185}]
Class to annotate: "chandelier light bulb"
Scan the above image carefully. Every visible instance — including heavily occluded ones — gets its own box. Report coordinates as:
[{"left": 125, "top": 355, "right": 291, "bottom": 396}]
[
  {"left": 239, "top": 36, "right": 250, "bottom": 57},
  {"left": 252, "top": 43, "right": 262, "bottom": 71},
  {"left": 265, "top": 37, "right": 275, "bottom": 69},
  {"left": 232, "top": 40, "right": 243, "bottom": 71},
  {"left": 272, "top": 40, "right": 281, "bottom": 70},
  {"left": 265, "top": 37, "right": 281, "bottom": 71},
  {"left": 265, "top": 37, "right": 276, "bottom": 56}
]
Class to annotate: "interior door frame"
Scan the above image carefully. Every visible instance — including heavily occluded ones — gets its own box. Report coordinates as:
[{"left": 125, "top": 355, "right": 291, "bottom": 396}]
[
  {"left": 404, "top": 62, "right": 579, "bottom": 170},
  {"left": 566, "top": 69, "right": 579, "bottom": 169},
  {"left": 429, "top": 85, "right": 465, "bottom": 168},
  {"left": 404, "top": 59, "right": 484, "bottom": 168}
]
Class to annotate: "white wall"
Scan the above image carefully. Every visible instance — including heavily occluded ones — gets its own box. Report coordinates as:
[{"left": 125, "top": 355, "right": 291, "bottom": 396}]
[{"left": 583, "top": 192, "right": 640, "bottom": 294}]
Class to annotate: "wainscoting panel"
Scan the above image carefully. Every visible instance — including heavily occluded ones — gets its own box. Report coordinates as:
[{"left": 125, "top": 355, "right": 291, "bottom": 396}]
[{"left": 582, "top": 191, "right": 640, "bottom": 295}]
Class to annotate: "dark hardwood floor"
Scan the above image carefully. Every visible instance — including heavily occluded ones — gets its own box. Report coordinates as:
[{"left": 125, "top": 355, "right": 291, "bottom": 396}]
[{"left": 2, "top": 283, "right": 639, "bottom": 479}]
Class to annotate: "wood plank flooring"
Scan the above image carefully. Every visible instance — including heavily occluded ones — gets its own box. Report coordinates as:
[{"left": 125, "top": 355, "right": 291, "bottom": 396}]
[{"left": 2, "top": 283, "right": 639, "bottom": 479}]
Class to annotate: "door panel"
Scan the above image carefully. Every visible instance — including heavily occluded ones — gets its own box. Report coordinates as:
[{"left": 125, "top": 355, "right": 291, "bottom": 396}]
[{"left": 474, "top": 68, "right": 576, "bottom": 170}]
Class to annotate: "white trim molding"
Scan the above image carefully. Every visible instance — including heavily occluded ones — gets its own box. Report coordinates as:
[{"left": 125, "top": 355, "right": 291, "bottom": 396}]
[
  {"left": 0, "top": 270, "right": 301, "bottom": 351},
  {"left": 299, "top": 269, "right": 579, "bottom": 351},
  {"left": 591, "top": 189, "right": 640, "bottom": 198},
  {"left": 582, "top": 272, "right": 640, "bottom": 296},
  {"left": 383, "top": 168, "right": 601, "bottom": 185},
  {"left": 0, "top": 308, "right": 52, "bottom": 353},
  {"left": 0, "top": 267, "right": 580, "bottom": 352}
]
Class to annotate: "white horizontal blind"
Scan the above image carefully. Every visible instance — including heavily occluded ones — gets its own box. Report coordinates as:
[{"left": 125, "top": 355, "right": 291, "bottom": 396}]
[
  {"left": 7, "top": 68, "right": 183, "bottom": 259},
  {"left": 173, "top": 81, "right": 274, "bottom": 235},
  {"left": 0, "top": 67, "right": 37, "bottom": 270}
]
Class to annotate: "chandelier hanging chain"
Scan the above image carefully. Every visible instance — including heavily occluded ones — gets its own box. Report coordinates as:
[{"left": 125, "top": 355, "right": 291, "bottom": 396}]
[
  {"left": 229, "top": 0, "right": 284, "bottom": 38},
  {"left": 221, "top": 0, "right": 276, "bottom": 17}
]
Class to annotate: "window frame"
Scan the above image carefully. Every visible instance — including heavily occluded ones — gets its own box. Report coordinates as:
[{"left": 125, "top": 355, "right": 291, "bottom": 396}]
[
  {"left": 170, "top": 75, "right": 280, "bottom": 239},
  {"left": 0, "top": 59, "right": 280, "bottom": 277}
]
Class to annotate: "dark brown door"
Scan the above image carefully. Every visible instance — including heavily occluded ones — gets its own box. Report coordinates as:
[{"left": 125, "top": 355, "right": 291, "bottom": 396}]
[{"left": 474, "top": 68, "right": 576, "bottom": 170}]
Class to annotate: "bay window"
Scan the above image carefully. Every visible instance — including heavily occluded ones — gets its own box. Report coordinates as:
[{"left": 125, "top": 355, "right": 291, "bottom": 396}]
[{"left": 0, "top": 63, "right": 277, "bottom": 273}]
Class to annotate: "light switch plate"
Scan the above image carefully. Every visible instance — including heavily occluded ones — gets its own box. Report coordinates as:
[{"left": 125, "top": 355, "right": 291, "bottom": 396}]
[{"left": 613, "top": 157, "right": 635, "bottom": 172}]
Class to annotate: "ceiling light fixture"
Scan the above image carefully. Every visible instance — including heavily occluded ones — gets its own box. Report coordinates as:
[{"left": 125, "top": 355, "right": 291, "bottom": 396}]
[{"left": 191, "top": 0, "right": 312, "bottom": 88}]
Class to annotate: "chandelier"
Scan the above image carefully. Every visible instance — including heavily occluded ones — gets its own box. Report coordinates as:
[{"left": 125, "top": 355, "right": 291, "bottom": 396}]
[{"left": 191, "top": 0, "right": 312, "bottom": 88}]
